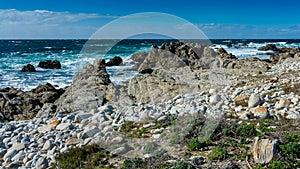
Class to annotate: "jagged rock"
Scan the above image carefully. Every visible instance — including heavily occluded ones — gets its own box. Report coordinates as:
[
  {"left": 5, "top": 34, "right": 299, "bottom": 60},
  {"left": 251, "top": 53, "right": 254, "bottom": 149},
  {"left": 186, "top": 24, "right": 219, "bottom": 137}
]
[
  {"left": 35, "top": 103, "right": 57, "bottom": 118},
  {"left": 138, "top": 46, "right": 187, "bottom": 71},
  {"left": 55, "top": 59, "right": 114, "bottom": 114},
  {"left": 38, "top": 60, "right": 61, "bottom": 69},
  {"left": 106, "top": 56, "right": 123, "bottom": 66},
  {"left": 258, "top": 44, "right": 278, "bottom": 51},
  {"left": 217, "top": 48, "right": 237, "bottom": 60},
  {"left": 0, "top": 84, "right": 64, "bottom": 122},
  {"left": 130, "top": 52, "right": 148, "bottom": 69},
  {"left": 21, "top": 64, "right": 36, "bottom": 72}
]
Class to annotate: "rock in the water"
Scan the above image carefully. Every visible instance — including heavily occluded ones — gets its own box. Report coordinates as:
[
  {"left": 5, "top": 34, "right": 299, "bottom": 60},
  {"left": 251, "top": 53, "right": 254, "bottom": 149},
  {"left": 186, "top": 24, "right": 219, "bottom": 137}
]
[
  {"left": 21, "top": 64, "right": 36, "bottom": 72},
  {"left": 38, "top": 60, "right": 61, "bottom": 69},
  {"left": 258, "top": 44, "right": 278, "bottom": 51},
  {"left": 106, "top": 56, "right": 123, "bottom": 66},
  {"left": 248, "top": 94, "right": 263, "bottom": 108}
]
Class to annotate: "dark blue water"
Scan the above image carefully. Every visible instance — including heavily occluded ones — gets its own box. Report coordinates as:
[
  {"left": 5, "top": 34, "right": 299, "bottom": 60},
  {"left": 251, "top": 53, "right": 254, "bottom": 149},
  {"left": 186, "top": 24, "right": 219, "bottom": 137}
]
[
  {"left": 0, "top": 39, "right": 174, "bottom": 90},
  {"left": 1, "top": 39, "right": 299, "bottom": 90}
]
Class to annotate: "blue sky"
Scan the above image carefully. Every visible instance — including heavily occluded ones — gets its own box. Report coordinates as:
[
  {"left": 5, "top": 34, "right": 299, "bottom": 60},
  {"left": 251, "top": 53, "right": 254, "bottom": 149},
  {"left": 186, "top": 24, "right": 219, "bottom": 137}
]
[{"left": 0, "top": 0, "right": 299, "bottom": 39}]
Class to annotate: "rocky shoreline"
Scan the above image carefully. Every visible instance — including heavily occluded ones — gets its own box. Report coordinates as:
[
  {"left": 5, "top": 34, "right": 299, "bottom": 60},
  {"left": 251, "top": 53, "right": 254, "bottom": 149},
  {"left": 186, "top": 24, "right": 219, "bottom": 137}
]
[{"left": 0, "top": 42, "right": 299, "bottom": 168}]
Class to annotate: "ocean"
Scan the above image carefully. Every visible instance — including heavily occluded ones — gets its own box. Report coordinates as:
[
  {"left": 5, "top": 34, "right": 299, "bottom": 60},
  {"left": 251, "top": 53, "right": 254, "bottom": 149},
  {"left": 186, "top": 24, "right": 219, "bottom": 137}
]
[{"left": 1, "top": 39, "right": 300, "bottom": 91}]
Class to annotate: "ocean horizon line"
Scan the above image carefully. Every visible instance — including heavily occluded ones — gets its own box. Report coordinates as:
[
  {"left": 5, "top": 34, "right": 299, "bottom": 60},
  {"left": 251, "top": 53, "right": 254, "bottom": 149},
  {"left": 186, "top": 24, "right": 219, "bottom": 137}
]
[{"left": 1, "top": 38, "right": 300, "bottom": 40}]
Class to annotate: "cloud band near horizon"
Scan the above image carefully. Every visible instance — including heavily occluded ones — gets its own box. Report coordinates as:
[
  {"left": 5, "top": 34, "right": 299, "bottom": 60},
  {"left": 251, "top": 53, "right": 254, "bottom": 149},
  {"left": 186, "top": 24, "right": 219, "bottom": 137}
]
[{"left": 0, "top": 9, "right": 299, "bottom": 39}]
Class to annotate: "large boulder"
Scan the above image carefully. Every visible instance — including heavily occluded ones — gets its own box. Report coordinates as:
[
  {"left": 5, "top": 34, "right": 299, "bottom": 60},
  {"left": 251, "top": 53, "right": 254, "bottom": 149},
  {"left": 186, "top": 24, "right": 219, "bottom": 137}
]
[
  {"left": 21, "top": 64, "right": 36, "bottom": 72},
  {"left": 0, "top": 83, "right": 64, "bottom": 122},
  {"left": 55, "top": 59, "right": 115, "bottom": 114},
  {"left": 106, "top": 56, "right": 123, "bottom": 66},
  {"left": 127, "top": 67, "right": 198, "bottom": 104},
  {"left": 38, "top": 60, "right": 61, "bottom": 69}
]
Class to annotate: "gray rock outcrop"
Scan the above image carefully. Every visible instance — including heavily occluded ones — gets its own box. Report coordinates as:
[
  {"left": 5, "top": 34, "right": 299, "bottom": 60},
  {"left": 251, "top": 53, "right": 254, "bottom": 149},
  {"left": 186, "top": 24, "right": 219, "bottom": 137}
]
[
  {"left": 0, "top": 83, "right": 64, "bottom": 122},
  {"left": 55, "top": 59, "right": 115, "bottom": 114}
]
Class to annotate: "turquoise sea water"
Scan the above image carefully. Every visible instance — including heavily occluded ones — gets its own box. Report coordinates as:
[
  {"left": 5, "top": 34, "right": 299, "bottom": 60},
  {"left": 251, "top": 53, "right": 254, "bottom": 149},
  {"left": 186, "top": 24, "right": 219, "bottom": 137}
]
[
  {"left": 0, "top": 39, "right": 300, "bottom": 90},
  {"left": 0, "top": 39, "right": 172, "bottom": 90}
]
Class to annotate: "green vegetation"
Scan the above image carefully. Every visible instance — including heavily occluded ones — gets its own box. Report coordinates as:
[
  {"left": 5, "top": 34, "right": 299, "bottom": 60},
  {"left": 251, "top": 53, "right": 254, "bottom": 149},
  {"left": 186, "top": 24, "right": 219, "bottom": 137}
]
[
  {"left": 285, "top": 133, "right": 300, "bottom": 142},
  {"left": 280, "top": 133, "right": 300, "bottom": 159},
  {"left": 236, "top": 124, "right": 257, "bottom": 137},
  {"left": 168, "top": 116, "right": 205, "bottom": 145},
  {"left": 186, "top": 138, "right": 211, "bottom": 151},
  {"left": 279, "top": 142, "right": 300, "bottom": 158},
  {"left": 51, "top": 144, "right": 110, "bottom": 169},
  {"left": 143, "top": 141, "right": 165, "bottom": 156},
  {"left": 183, "top": 150, "right": 192, "bottom": 158},
  {"left": 121, "top": 157, "right": 143, "bottom": 169},
  {"left": 119, "top": 121, "right": 150, "bottom": 138},
  {"left": 207, "top": 147, "right": 228, "bottom": 161},
  {"left": 143, "top": 142, "right": 158, "bottom": 154},
  {"left": 50, "top": 116, "right": 299, "bottom": 169},
  {"left": 172, "top": 161, "right": 194, "bottom": 169},
  {"left": 267, "top": 159, "right": 300, "bottom": 169}
]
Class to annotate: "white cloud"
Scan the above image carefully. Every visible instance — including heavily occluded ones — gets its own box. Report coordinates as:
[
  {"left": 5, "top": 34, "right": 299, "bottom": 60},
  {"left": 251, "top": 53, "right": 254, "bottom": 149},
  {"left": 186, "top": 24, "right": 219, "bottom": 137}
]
[
  {"left": 1, "top": 9, "right": 299, "bottom": 39},
  {"left": 0, "top": 9, "right": 119, "bottom": 39}
]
